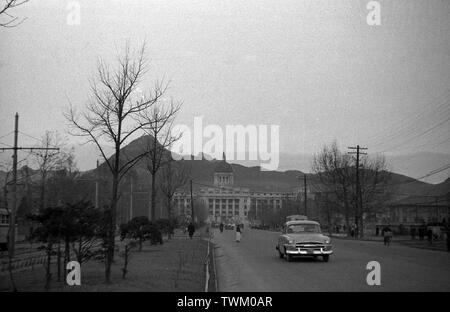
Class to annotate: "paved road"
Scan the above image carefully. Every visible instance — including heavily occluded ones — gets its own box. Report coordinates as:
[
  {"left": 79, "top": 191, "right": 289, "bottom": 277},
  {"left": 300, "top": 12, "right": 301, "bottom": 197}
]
[{"left": 212, "top": 228, "right": 450, "bottom": 292}]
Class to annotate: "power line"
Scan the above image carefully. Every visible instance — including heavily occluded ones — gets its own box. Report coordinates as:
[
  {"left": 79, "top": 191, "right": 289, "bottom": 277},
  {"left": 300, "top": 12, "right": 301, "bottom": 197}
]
[
  {"left": 0, "top": 131, "right": 14, "bottom": 141},
  {"left": 369, "top": 88, "right": 450, "bottom": 145},
  {"left": 382, "top": 162, "right": 450, "bottom": 188},
  {"left": 369, "top": 88, "right": 450, "bottom": 152},
  {"left": 0, "top": 142, "right": 13, "bottom": 148},
  {"left": 18, "top": 131, "right": 43, "bottom": 143},
  {"left": 378, "top": 115, "right": 450, "bottom": 154},
  {"left": 18, "top": 131, "right": 62, "bottom": 149}
]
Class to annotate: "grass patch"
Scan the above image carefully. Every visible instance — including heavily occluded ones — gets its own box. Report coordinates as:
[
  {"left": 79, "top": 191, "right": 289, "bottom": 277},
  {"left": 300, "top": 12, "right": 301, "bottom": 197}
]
[{"left": 0, "top": 237, "right": 209, "bottom": 292}]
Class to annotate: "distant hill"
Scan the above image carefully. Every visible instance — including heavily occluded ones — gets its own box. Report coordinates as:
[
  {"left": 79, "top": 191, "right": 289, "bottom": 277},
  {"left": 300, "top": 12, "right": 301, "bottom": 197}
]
[
  {"left": 91, "top": 135, "right": 448, "bottom": 198},
  {"left": 1, "top": 136, "right": 448, "bottom": 204},
  {"left": 59, "top": 140, "right": 450, "bottom": 185},
  {"left": 273, "top": 152, "right": 450, "bottom": 184}
]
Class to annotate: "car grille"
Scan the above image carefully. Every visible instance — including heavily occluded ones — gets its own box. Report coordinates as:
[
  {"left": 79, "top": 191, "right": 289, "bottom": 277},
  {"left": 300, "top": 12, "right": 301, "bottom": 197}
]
[{"left": 295, "top": 242, "right": 325, "bottom": 250}]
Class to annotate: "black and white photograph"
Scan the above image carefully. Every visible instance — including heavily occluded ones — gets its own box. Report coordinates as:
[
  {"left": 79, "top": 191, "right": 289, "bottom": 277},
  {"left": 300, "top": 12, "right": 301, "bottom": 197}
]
[{"left": 0, "top": 0, "right": 449, "bottom": 297}]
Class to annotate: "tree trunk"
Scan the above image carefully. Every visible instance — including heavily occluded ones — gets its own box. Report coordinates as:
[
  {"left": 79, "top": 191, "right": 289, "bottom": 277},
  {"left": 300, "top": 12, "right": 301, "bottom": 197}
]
[
  {"left": 105, "top": 173, "right": 119, "bottom": 283},
  {"left": 167, "top": 198, "right": 172, "bottom": 239},
  {"left": 343, "top": 188, "right": 351, "bottom": 236},
  {"left": 77, "top": 236, "right": 82, "bottom": 263},
  {"left": 64, "top": 238, "right": 70, "bottom": 269},
  {"left": 40, "top": 177, "right": 46, "bottom": 211},
  {"left": 57, "top": 243, "right": 61, "bottom": 282},
  {"left": 150, "top": 171, "right": 156, "bottom": 221},
  {"left": 45, "top": 243, "right": 53, "bottom": 290},
  {"left": 7, "top": 233, "right": 17, "bottom": 292},
  {"left": 122, "top": 244, "right": 129, "bottom": 279}
]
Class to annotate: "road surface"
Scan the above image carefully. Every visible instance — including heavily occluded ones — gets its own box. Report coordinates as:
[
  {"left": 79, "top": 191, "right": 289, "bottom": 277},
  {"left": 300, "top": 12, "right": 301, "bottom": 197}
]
[{"left": 212, "top": 228, "right": 450, "bottom": 291}]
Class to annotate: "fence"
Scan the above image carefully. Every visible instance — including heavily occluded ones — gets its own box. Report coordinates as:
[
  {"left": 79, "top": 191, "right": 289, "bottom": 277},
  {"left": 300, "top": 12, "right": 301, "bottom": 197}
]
[{"left": 0, "top": 253, "right": 47, "bottom": 276}]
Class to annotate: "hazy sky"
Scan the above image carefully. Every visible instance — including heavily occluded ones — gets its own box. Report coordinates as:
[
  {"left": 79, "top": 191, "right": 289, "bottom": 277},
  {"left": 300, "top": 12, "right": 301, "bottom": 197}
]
[{"left": 0, "top": 0, "right": 449, "bottom": 174}]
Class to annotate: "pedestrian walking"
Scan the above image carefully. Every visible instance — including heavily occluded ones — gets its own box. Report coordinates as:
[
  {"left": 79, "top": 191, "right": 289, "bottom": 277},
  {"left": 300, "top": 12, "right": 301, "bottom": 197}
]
[
  {"left": 382, "top": 225, "right": 392, "bottom": 246},
  {"left": 187, "top": 222, "right": 195, "bottom": 239},
  {"left": 418, "top": 226, "right": 424, "bottom": 240},
  {"left": 427, "top": 227, "right": 433, "bottom": 245},
  {"left": 410, "top": 227, "right": 416, "bottom": 240},
  {"left": 219, "top": 222, "right": 224, "bottom": 233},
  {"left": 235, "top": 224, "right": 241, "bottom": 242}
]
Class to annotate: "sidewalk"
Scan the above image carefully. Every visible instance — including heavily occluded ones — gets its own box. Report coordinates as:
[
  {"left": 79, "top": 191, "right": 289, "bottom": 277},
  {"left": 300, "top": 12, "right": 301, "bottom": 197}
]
[{"left": 331, "top": 233, "right": 449, "bottom": 252}]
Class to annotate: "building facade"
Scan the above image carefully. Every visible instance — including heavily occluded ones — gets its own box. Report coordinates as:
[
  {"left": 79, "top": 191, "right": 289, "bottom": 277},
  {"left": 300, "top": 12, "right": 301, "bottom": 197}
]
[{"left": 173, "top": 159, "right": 308, "bottom": 224}]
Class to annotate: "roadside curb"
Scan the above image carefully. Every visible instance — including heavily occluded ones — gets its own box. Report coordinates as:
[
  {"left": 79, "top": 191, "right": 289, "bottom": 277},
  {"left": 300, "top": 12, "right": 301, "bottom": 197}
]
[
  {"left": 204, "top": 236, "right": 210, "bottom": 292},
  {"left": 203, "top": 230, "right": 218, "bottom": 292}
]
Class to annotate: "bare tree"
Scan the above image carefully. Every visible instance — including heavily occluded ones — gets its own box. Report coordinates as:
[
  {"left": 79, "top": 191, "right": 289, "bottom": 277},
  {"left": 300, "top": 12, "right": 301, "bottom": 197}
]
[
  {"left": 159, "top": 159, "right": 189, "bottom": 224},
  {"left": 312, "top": 142, "right": 391, "bottom": 237},
  {"left": 65, "top": 42, "right": 167, "bottom": 283},
  {"left": 312, "top": 142, "right": 353, "bottom": 235},
  {"left": 358, "top": 154, "right": 391, "bottom": 235},
  {"left": 1, "top": 157, "right": 36, "bottom": 292},
  {"left": 141, "top": 100, "right": 181, "bottom": 221},
  {"left": 0, "top": 162, "right": 17, "bottom": 291},
  {"left": 0, "top": 162, "right": 12, "bottom": 213},
  {"left": 0, "top": 0, "right": 29, "bottom": 28},
  {"left": 32, "top": 131, "right": 73, "bottom": 211}
]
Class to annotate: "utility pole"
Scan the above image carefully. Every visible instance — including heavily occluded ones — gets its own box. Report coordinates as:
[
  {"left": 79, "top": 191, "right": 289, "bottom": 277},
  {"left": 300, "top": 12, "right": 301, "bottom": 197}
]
[
  {"left": 190, "top": 179, "right": 195, "bottom": 223},
  {"left": 9, "top": 113, "right": 18, "bottom": 259},
  {"left": 297, "top": 175, "right": 308, "bottom": 216},
  {"left": 0, "top": 113, "right": 59, "bottom": 258},
  {"left": 348, "top": 145, "right": 367, "bottom": 238}
]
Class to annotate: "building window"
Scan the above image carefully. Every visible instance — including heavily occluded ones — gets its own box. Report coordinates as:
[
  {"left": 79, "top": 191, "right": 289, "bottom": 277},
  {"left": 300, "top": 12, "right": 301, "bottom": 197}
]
[{"left": 1, "top": 214, "right": 9, "bottom": 224}]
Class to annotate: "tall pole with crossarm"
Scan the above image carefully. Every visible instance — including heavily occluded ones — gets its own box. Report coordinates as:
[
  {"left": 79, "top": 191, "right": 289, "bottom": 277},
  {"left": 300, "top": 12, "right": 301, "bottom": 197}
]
[
  {"left": 0, "top": 113, "right": 59, "bottom": 258},
  {"left": 348, "top": 145, "right": 367, "bottom": 238}
]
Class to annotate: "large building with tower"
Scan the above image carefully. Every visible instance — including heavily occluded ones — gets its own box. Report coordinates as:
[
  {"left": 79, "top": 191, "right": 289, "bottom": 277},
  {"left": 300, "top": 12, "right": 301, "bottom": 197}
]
[{"left": 173, "top": 156, "right": 311, "bottom": 224}]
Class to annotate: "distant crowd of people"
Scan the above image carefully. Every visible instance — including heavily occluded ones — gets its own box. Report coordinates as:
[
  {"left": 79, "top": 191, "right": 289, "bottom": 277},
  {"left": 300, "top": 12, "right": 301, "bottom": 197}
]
[{"left": 375, "top": 223, "right": 450, "bottom": 251}]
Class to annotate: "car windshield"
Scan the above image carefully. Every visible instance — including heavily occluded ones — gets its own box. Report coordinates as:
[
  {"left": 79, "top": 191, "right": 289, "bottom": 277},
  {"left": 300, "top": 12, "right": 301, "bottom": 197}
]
[{"left": 287, "top": 224, "right": 320, "bottom": 234}]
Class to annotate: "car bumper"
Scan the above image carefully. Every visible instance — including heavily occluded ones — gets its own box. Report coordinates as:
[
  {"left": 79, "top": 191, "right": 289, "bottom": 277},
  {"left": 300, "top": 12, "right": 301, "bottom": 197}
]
[
  {"left": 286, "top": 249, "right": 333, "bottom": 255},
  {"left": 283, "top": 244, "right": 333, "bottom": 256}
]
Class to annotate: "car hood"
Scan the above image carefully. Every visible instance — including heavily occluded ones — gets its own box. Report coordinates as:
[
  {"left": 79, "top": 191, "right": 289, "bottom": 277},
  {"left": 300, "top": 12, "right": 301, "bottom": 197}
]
[{"left": 285, "top": 233, "right": 330, "bottom": 243}]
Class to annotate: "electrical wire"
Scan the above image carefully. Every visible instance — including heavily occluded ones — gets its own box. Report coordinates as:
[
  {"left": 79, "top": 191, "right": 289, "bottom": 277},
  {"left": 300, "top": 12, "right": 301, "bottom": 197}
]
[{"left": 0, "top": 131, "right": 14, "bottom": 141}]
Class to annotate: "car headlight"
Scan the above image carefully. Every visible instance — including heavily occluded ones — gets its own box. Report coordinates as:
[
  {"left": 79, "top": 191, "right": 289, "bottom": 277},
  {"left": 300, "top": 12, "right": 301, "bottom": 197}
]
[
  {"left": 288, "top": 239, "right": 295, "bottom": 244},
  {"left": 324, "top": 239, "right": 331, "bottom": 244}
]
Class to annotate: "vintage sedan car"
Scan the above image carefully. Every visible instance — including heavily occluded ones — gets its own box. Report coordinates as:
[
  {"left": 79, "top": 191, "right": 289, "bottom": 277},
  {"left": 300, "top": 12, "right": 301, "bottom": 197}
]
[{"left": 276, "top": 220, "right": 332, "bottom": 262}]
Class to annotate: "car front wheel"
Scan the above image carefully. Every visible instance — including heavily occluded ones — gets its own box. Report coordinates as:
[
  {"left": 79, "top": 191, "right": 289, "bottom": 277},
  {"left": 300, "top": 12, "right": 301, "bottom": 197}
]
[
  {"left": 322, "top": 255, "right": 330, "bottom": 262},
  {"left": 284, "top": 248, "right": 292, "bottom": 262},
  {"left": 277, "top": 245, "right": 284, "bottom": 258}
]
